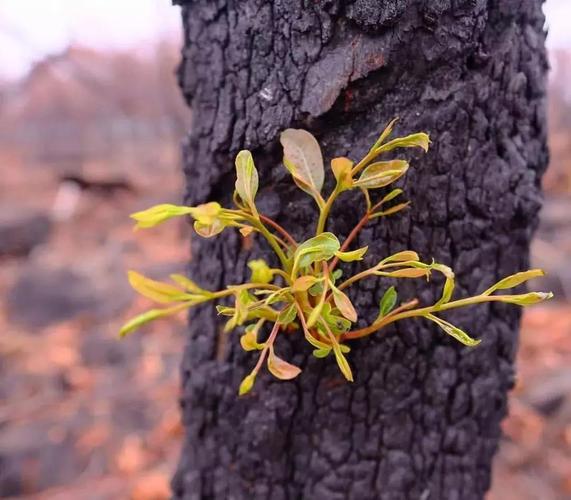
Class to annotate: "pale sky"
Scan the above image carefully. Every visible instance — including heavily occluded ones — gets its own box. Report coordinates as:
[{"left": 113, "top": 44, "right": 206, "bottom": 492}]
[
  {"left": 0, "top": 0, "right": 569, "bottom": 80},
  {"left": 0, "top": 0, "right": 181, "bottom": 80}
]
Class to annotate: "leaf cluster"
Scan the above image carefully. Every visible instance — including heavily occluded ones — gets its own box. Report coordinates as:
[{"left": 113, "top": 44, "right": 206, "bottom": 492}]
[{"left": 122, "top": 119, "right": 553, "bottom": 395}]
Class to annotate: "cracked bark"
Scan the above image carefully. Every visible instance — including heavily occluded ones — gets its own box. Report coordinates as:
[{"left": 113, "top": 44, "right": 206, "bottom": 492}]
[{"left": 171, "top": 1, "right": 548, "bottom": 499}]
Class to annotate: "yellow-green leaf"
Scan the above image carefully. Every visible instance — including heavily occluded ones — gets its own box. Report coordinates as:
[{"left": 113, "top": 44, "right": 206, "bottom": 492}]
[
  {"left": 354, "top": 160, "right": 409, "bottom": 189},
  {"left": 293, "top": 232, "right": 340, "bottom": 272},
  {"left": 130, "top": 204, "right": 194, "bottom": 229},
  {"left": 433, "top": 264, "right": 455, "bottom": 306},
  {"left": 380, "top": 251, "right": 420, "bottom": 264},
  {"left": 307, "top": 302, "right": 324, "bottom": 328},
  {"left": 169, "top": 274, "right": 204, "bottom": 294},
  {"left": 292, "top": 275, "right": 321, "bottom": 292},
  {"left": 498, "top": 292, "right": 553, "bottom": 306},
  {"left": 370, "top": 117, "right": 399, "bottom": 152},
  {"left": 267, "top": 347, "right": 302, "bottom": 380},
  {"left": 378, "top": 286, "right": 397, "bottom": 318},
  {"left": 128, "top": 271, "right": 192, "bottom": 303},
  {"left": 312, "top": 348, "right": 331, "bottom": 358},
  {"left": 239, "top": 373, "right": 256, "bottom": 395},
  {"left": 426, "top": 314, "right": 481, "bottom": 347},
  {"left": 193, "top": 219, "right": 225, "bottom": 238},
  {"left": 332, "top": 342, "right": 353, "bottom": 382},
  {"left": 240, "top": 322, "right": 264, "bottom": 351},
  {"left": 119, "top": 305, "right": 186, "bottom": 337},
  {"left": 277, "top": 304, "right": 297, "bottom": 325},
  {"left": 331, "top": 157, "right": 354, "bottom": 190},
  {"left": 370, "top": 202, "right": 410, "bottom": 218},
  {"left": 188, "top": 202, "right": 223, "bottom": 224},
  {"left": 376, "top": 132, "right": 430, "bottom": 154},
  {"left": 380, "top": 188, "right": 404, "bottom": 204},
  {"left": 235, "top": 150, "right": 259, "bottom": 212},
  {"left": 483, "top": 269, "right": 546, "bottom": 296},
  {"left": 248, "top": 259, "right": 274, "bottom": 284},
  {"left": 334, "top": 246, "right": 368, "bottom": 262},
  {"left": 280, "top": 129, "right": 324, "bottom": 199},
  {"left": 383, "top": 268, "right": 429, "bottom": 279}
]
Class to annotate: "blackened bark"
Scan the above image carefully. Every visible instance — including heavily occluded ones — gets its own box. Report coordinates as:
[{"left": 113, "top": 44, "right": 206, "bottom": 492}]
[{"left": 172, "top": 1, "right": 548, "bottom": 499}]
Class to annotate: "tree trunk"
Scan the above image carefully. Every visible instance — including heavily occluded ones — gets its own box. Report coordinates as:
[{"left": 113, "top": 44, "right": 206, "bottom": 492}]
[{"left": 172, "top": 1, "right": 548, "bottom": 499}]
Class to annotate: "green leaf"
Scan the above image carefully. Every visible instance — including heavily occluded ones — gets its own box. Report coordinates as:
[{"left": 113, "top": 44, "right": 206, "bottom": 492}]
[
  {"left": 497, "top": 292, "right": 553, "bottom": 306},
  {"left": 267, "top": 347, "right": 302, "bottom": 380},
  {"left": 293, "top": 232, "right": 340, "bottom": 272},
  {"left": 354, "top": 160, "right": 409, "bottom": 189},
  {"left": 331, "top": 269, "right": 343, "bottom": 282},
  {"left": 277, "top": 304, "right": 297, "bottom": 325},
  {"left": 308, "top": 280, "right": 324, "bottom": 297},
  {"left": 322, "top": 303, "right": 352, "bottom": 334},
  {"left": 312, "top": 348, "right": 331, "bottom": 358},
  {"left": 483, "top": 269, "right": 546, "bottom": 296},
  {"left": 376, "top": 133, "right": 430, "bottom": 154},
  {"left": 119, "top": 305, "right": 186, "bottom": 337},
  {"left": 128, "top": 271, "right": 194, "bottom": 304},
  {"left": 280, "top": 129, "right": 325, "bottom": 200},
  {"left": 248, "top": 259, "right": 274, "bottom": 284},
  {"left": 235, "top": 150, "right": 259, "bottom": 212},
  {"left": 239, "top": 373, "right": 256, "bottom": 395},
  {"left": 331, "top": 157, "right": 353, "bottom": 190},
  {"left": 426, "top": 314, "right": 481, "bottom": 347},
  {"left": 330, "top": 284, "right": 357, "bottom": 322},
  {"left": 334, "top": 246, "right": 368, "bottom": 262},
  {"left": 379, "top": 286, "right": 397, "bottom": 318},
  {"left": 130, "top": 204, "right": 194, "bottom": 229}
]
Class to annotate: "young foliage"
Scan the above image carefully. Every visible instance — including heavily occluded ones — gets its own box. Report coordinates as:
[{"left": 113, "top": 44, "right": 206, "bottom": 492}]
[{"left": 121, "top": 118, "right": 553, "bottom": 395}]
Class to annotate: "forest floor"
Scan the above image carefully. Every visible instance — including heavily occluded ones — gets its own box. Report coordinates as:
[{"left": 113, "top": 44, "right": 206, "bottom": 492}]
[{"left": 1, "top": 157, "right": 570, "bottom": 499}]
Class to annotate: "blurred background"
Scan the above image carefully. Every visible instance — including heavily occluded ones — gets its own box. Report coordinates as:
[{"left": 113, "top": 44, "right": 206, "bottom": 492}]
[{"left": 0, "top": 1, "right": 569, "bottom": 499}]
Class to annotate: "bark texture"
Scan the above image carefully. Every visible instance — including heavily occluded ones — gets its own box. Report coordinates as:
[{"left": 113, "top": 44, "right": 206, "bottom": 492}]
[{"left": 172, "top": 1, "right": 548, "bottom": 499}]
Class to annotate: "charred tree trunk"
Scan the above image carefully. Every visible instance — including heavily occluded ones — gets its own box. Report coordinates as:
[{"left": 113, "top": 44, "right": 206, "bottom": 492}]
[{"left": 172, "top": 1, "right": 548, "bottom": 499}]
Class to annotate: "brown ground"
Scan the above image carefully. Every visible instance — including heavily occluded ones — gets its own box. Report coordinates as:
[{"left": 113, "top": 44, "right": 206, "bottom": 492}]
[{"left": 1, "top": 153, "right": 570, "bottom": 499}]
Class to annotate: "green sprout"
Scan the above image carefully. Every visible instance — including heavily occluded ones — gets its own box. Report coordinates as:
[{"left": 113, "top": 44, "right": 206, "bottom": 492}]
[{"left": 121, "top": 119, "right": 553, "bottom": 395}]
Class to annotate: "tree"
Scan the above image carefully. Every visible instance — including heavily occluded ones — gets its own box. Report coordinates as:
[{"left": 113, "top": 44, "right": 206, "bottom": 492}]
[{"left": 171, "top": 1, "right": 548, "bottom": 498}]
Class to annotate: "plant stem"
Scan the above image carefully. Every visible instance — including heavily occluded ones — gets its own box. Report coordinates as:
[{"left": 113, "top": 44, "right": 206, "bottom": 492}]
[
  {"left": 316, "top": 187, "right": 339, "bottom": 235},
  {"left": 351, "top": 149, "right": 378, "bottom": 177},
  {"left": 211, "top": 282, "right": 281, "bottom": 299},
  {"left": 342, "top": 294, "right": 517, "bottom": 341},
  {"left": 252, "top": 321, "right": 281, "bottom": 375},
  {"left": 329, "top": 211, "right": 370, "bottom": 272},
  {"left": 259, "top": 214, "right": 297, "bottom": 247},
  {"left": 242, "top": 215, "right": 290, "bottom": 270}
]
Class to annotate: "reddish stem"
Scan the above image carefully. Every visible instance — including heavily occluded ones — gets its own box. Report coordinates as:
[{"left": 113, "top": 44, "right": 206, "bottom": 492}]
[
  {"left": 329, "top": 212, "right": 370, "bottom": 272},
  {"left": 259, "top": 214, "right": 297, "bottom": 247}
]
